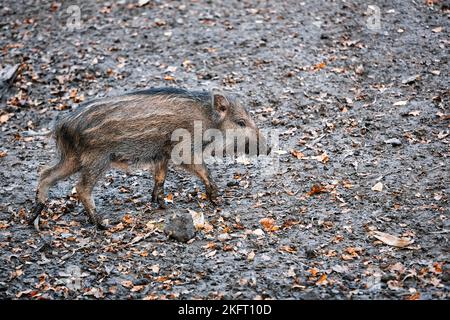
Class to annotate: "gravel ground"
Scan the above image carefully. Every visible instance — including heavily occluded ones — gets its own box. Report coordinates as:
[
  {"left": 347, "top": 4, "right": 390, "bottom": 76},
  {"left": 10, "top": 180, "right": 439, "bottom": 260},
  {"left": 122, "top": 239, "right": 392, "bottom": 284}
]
[{"left": 0, "top": 0, "right": 449, "bottom": 299}]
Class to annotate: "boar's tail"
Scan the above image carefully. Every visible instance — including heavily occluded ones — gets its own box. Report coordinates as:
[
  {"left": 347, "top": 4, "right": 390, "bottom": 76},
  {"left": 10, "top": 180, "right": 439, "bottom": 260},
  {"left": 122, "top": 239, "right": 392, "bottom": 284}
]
[{"left": 53, "top": 121, "right": 79, "bottom": 162}]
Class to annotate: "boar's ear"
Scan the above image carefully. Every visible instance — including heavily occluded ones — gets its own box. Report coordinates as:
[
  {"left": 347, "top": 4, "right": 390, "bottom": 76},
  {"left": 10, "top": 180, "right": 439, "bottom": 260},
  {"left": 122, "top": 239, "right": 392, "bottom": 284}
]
[{"left": 212, "top": 92, "right": 229, "bottom": 115}]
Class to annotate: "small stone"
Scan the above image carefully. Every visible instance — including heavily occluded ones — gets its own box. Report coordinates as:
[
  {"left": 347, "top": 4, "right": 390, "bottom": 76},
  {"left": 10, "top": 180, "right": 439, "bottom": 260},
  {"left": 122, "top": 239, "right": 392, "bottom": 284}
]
[
  {"left": 384, "top": 138, "right": 402, "bottom": 146},
  {"left": 164, "top": 210, "right": 196, "bottom": 242}
]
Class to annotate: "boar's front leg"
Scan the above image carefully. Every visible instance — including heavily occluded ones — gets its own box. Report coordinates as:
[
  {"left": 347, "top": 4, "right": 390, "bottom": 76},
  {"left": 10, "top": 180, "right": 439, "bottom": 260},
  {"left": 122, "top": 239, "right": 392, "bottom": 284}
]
[
  {"left": 76, "top": 166, "right": 108, "bottom": 230},
  {"left": 182, "top": 163, "right": 219, "bottom": 204},
  {"left": 151, "top": 159, "right": 168, "bottom": 209},
  {"left": 29, "top": 157, "right": 80, "bottom": 224}
]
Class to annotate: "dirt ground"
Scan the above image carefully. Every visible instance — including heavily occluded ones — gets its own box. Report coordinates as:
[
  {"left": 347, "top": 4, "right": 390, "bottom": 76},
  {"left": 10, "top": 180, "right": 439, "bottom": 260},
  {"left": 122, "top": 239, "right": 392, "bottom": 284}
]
[{"left": 0, "top": 0, "right": 449, "bottom": 300}]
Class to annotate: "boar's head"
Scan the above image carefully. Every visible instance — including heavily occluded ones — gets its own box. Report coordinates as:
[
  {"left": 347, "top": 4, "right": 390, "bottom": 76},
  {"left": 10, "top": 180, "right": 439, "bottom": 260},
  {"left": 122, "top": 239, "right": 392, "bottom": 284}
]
[{"left": 211, "top": 92, "right": 271, "bottom": 157}]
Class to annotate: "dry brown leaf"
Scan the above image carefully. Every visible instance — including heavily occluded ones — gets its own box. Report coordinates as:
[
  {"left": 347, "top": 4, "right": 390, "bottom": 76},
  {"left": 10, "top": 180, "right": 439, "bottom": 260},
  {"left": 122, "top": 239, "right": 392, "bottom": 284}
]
[
  {"left": 315, "top": 274, "right": 328, "bottom": 285},
  {"left": 0, "top": 114, "right": 10, "bottom": 124},
  {"left": 315, "top": 152, "right": 329, "bottom": 163},
  {"left": 121, "top": 280, "right": 133, "bottom": 288},
  {"left": 308, "top": 184, "right": 327, "bottom": 196},
  {"left": 308, "top": 268, "right": 319, "bottom": 277},
  {"left": 164, "top": 193, "right": 173, "bottom": 203},
  {"left": 312, "top": 61, "right": 326, "bottom": 71},
  {"left": 279, "top": 245, "right": 297, "bottom": 254},
  {"left": 0, "top": 221, "right": 9, "bottom": 229},
  {"left": 259, "top": 218, "right": 280, "bottom": 232},
  {"left": 405, "top": 292, "right": 421, "bottom": 300},
  {"left": 290, "top": 149, "right": 305, "bottom": 159},
  {"left": 370, "top": 230, "right": 413, "bottom": 248},
  {"left": 247, "top": 251, "right": 255, "bottom": 261},
  {"left": 122, "top": 214, "right": 134, "bottom": 224}
]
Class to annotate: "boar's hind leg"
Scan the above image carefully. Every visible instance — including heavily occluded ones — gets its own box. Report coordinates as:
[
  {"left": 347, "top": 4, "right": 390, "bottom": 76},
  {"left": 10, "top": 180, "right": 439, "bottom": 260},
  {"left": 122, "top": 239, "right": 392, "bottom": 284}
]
[
  {"left": 151, "top": 159, "right": 168, "bottom": 209},
  {"left": 182, "top": 164, "right": 219, "bottom": 204},
  {"left": 76, "top": 165, "right": 108, "bottom": 230},
  {"left": 29, "top": 157, "right": 80, "bottom": 224}
]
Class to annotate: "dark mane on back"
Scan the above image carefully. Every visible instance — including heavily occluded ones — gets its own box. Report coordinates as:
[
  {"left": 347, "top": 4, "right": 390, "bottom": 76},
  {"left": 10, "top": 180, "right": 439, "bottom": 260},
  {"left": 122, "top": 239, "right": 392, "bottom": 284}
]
[
  {"left": 127, "top": 87, "right": 212, "bottom": 107},
  {"left": 128, "top": 87, "right": 191, "bottom": 96}
]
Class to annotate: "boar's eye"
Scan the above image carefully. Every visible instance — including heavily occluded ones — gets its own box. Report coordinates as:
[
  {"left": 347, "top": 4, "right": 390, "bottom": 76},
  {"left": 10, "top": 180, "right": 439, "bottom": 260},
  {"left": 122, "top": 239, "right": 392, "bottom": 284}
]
[{"left": 236, "top": 119, "right": 246, "bottom": 127}]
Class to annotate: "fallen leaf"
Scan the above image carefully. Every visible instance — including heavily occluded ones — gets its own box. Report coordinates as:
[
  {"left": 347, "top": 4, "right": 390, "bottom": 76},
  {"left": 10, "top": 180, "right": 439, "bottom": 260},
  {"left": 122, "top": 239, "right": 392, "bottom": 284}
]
[
  {"left": 433, "top": 262, "right": 442, "bottom": 273},
  {"left": 273, "top": 149, "right": 288, "bottom": 155},
  {"left": 355, "top": 64, "right": 364, "bottom": 75},
  {"left": 205, "top": 249, "right": 217, "bottom": 258},
  {"left": 312, "top": 61, "right": 326, "bottom": 71},
  {"left": 371, "top": 182, "right": 383, "bottom": 192},
  {"left": 290, "top": 149, "right": 305, "bottom": 159},
  {"left": 0, "top": 114, "right": 10, "bottom": 124},
  {"left": 164, "top": 193, "right": 173, "bottom": 203},
  {"left": 279, "top": 245, "right": 297, "bottom": 254},
  {"left": 189, "top": 209, "right": 205, "bottom": 230},
  {"left": 331, "top": 265, "right": 349, "bottom": 273},
  {"left": 122, "top": 214, "right": 134, "bottom": 224},
  {"left": 370, "top": 230, "right": 414, "bottom": 248},
  {"left": 308, "top": 268, "right": 319, "bottom": 277},
  {"left": 405, "top": 292, "right": 421, "bottom": 300},
  {"left": 308, "top": 184, "right": 327, "bottom": 196},
  {"left": 138, "top": 0, "right": 150, "bottom": 6},
  {"left": 342, "top": 180, "right": 353, "bottom": 189},
  {"left": 315, "top": 274, "right": 328, "bottom": 285},
  {"left": 315, "top": 152, "right": 329, "bottom": 163},
  {"left": 247, "top": 251, "right": 255, "bottom": 261},
  {"left": 432, "top": 26, "right": 443, "bottom": 33},
  {"left": 408, "top": 110, "right": 421, "bottom": 116},
  {"left": 252, "top": 228, "right": 265, "bottom": 237},
  {"left": 131, "top": 285, "right": 145, "bottom": 292},
  {"left": 341, "top": 247, "right": 362, "bottom": 260},
  {"left": 287, "top": 266, "right": 296, "bottom": 277},
  {"left": 121, "top": 280, "right": 133, "bottom": 288},
  {"left": 259, "top": 218, "right": 280, "bottom": 232},
  {"left": 430, "top": 70, "right": 440, "bottom": 75}
]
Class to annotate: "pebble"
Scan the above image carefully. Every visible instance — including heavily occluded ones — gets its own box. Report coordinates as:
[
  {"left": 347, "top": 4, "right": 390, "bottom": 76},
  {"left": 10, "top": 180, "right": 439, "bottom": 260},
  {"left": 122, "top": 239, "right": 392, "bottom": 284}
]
[{"left": 164, "top": 211, "right": 196, "bottom": 242}]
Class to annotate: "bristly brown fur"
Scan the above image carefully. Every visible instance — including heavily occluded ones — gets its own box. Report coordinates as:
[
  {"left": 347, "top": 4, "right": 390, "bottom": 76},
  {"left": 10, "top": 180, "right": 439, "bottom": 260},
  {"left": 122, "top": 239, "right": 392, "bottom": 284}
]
[{"left": 30, "top": 87, "right": 269, "bottom": 229}]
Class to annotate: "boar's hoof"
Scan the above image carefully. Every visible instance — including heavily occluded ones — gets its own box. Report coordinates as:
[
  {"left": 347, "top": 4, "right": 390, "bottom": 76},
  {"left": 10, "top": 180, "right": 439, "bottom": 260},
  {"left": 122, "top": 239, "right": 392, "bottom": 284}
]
[
  {"left": 88, "top": 215, "right": 108, "bottom": 230},
  {"left": 206, "top": 185, "right": 219, "bottom": 205},
  {"left": 95, "top": 221, "right": 109, "bottom": 230},
  {"left": 151, "top": 192, "right": 166, "bottom": 209},
  {"left": 28, "top": 202, "right": 45, "bottom": 225}
]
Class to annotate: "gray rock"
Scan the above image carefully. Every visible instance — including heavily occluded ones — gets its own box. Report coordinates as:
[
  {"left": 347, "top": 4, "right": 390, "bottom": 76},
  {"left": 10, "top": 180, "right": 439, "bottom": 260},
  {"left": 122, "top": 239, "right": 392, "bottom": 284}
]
[{"left": 164, "top": 210, "right": 196, "bottom": 242}]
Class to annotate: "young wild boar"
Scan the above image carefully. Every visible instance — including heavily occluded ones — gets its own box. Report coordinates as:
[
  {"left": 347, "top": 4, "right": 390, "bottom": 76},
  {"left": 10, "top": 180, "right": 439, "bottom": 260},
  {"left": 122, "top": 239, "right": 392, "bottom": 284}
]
[{"left": 30, "top": 88, "right": 270, "bottom": 229}]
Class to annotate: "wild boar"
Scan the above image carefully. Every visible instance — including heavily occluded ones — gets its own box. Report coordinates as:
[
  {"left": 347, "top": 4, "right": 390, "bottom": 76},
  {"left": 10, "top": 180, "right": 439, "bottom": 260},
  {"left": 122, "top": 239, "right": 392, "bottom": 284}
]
[{"left": 29, "top": 87, "right": 270, "bottom": 229}]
